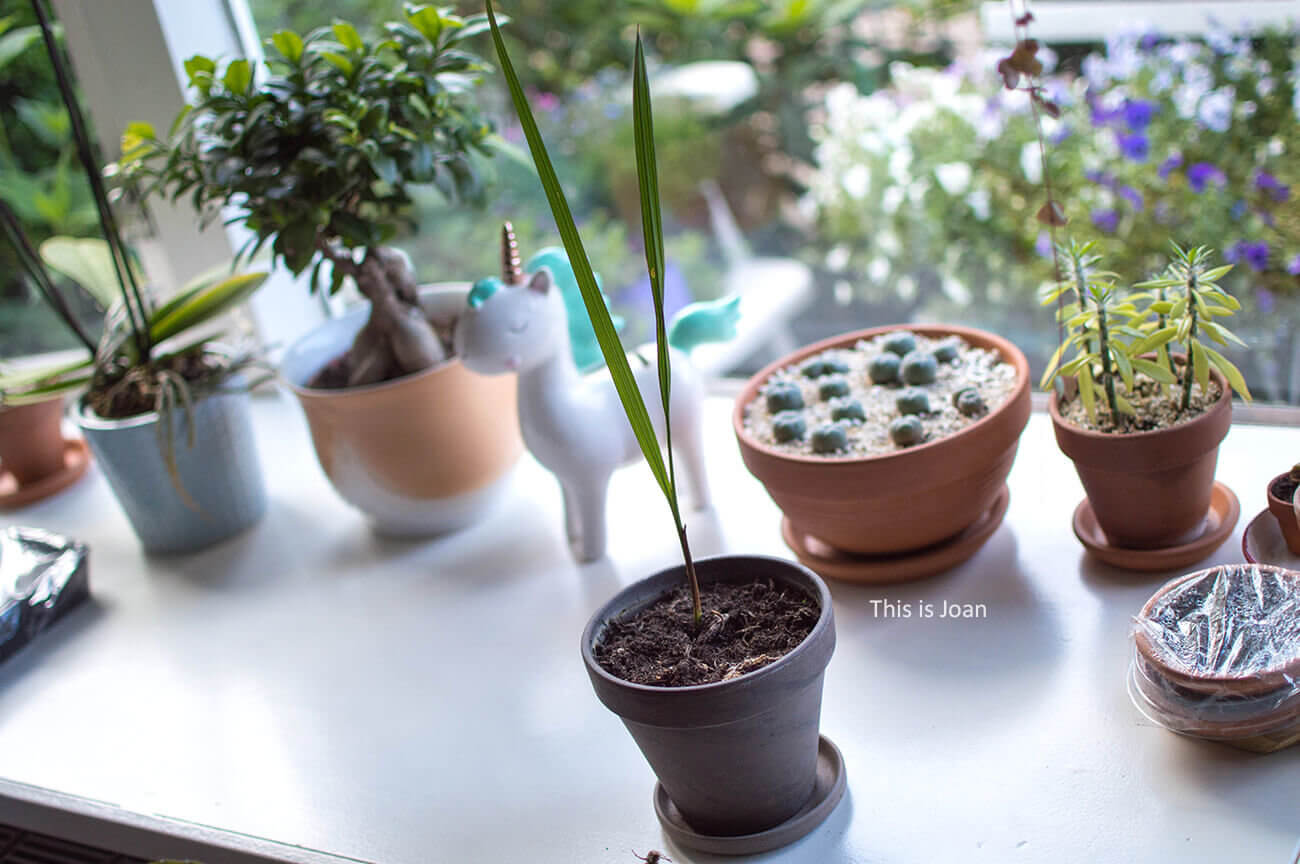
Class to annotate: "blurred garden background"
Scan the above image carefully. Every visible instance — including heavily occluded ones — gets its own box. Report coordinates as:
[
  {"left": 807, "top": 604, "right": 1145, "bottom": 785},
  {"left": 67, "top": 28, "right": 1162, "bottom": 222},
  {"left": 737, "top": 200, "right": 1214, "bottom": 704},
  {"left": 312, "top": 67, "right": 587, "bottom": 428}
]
[{"left": 4, "top": 0, "right": 1298, "bottom": 400}]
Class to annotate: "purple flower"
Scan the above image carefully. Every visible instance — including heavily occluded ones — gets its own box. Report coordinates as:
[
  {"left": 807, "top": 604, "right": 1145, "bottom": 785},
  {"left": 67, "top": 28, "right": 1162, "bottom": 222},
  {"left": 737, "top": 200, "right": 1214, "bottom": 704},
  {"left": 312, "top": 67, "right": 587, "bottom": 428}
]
[
  {"left": 1258, "top": 288, "right": 1275, "bottom": 315},
  {"left": 1256, "top": 171, "right": 1291, "bottom": 202},
  {"left": 1089, "top": 100, "right": 1119, "bottom": 127},
  {"left": 1123, "top": 99, "right": 1157, "bottom": 130},
  {"left": 1050, "top": 124, "right": 1073, "bottom": 145},
  {"left": 1139, "top": 31, "right": 1161, "bottom": 52},
  {"left": 1230, "top": 200, "right": 1247, "bottom": 221},
  {"left": 1085, "top": 169, "right": 1116, "bottom": 188},
  {"left": 1187, "top": 162, "right": 1226, "bottom": 192},
  {"left": 1118, "top": 131, "right": 1149, "bottom": 162},
  {"left": 1091, "top": 208, "right": 1120, "bottom": 233},
  {"left": 1243, "top": 242, "right": 1270, "bottom": 271},
  {"left": 1157, "top": 152, "right": 1183, "bottom": 180},
  {"left": 1288, "top": 254, "right": 1300, "bottom": 276},
  {"left": 1035, "top": 231, "right": 1054, "bottom": 259},
  {"left": 1119, "top": 185, "right": 1145, "bottom": 212},
  {"left": 1224, "top": 241, "right": 1245, "bottom": 264}
]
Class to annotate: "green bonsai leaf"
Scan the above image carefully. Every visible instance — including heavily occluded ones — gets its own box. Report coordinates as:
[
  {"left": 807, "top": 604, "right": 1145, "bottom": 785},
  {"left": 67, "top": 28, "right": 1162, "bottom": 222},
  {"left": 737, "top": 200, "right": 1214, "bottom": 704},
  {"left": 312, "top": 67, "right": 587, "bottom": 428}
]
[
  {"left": 271, "top": 30, "right": 304, "bottom": 63},
  {"left": 332, "top": 22, "right": 364, "bottom": 54},
  {"left": 222, "top": 59, "right": 251, "bottom": 94}
]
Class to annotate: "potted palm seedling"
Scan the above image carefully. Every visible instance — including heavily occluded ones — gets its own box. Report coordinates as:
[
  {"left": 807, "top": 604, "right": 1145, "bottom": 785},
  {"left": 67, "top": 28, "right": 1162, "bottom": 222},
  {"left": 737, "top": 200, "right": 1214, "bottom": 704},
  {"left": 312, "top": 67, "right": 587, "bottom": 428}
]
[
  {"left": 119, "top": 6, "right": 522, "bottom": 536},
  {"left": 487, "top": 4, "right": 844, "bottom": 853},
  {"left": 0, "top": 0, "right": 269, "bottom": 552}
]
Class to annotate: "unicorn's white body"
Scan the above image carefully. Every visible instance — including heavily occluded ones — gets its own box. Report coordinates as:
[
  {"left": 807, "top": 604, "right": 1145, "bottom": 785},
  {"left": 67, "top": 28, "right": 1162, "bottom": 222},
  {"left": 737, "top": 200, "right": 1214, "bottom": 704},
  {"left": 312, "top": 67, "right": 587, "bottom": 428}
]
[{"left": 456, "top": 268, "right": 711, "bottom": 562}]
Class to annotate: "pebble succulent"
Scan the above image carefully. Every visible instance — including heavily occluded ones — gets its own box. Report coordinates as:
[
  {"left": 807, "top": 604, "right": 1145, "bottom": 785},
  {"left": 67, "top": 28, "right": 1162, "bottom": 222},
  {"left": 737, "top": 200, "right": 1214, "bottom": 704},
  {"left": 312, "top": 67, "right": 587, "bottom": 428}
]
[
  {"left": 953, "top": 387, "right": 987, "bottom": 418},
  {"left": 818, "top": 376, "right": 851, "bottom": 400},
  {"left": 896, "top": 388, "right": 931, "bottom": 415},
  {"left": 772, "top": 411, "right": 807, "bottom": 442},
  {"left": 802, "top": 358, "right": 849, "bottom": 379},
  {"left": 933, "top": 340, "right": 960, "bottom": 363},
  {"left": 811, "top": 423, "right": 848, "bottom": 453},
  {"left": 765, "top": 381, "right": 804, "bottom": 413},
  {"left": 882, "top": 331, "right": 918, "bottom": 357},
  {"left": 868, "top": 353, "right": 902, "bottom": 385},
  {"left": 889, "top": 415, "right": 924, "bottom": 447},
  {"left": 900, "top": 351, "right": 938, "bottom": 385},
  {"left": 830, "top": 398, "right": 866, "bottom": 422}
]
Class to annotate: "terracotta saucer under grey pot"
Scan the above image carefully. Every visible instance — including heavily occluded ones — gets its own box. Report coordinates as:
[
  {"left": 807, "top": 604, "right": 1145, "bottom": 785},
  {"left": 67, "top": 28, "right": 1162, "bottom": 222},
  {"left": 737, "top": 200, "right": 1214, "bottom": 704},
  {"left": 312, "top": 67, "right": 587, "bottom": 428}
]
[{"left": 581, "top": 555, "right": 844, "bottom": 854}]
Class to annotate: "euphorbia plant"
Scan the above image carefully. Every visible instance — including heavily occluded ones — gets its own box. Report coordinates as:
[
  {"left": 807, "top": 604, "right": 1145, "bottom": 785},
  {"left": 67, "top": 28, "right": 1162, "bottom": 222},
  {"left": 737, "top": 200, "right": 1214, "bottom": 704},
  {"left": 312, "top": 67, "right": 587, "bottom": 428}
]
[
  {"left": 117, "top": 5, "right": 502, "bottom": 388},
  {"left": 486, "top": 2, "right": 703, "bottom": 622}
]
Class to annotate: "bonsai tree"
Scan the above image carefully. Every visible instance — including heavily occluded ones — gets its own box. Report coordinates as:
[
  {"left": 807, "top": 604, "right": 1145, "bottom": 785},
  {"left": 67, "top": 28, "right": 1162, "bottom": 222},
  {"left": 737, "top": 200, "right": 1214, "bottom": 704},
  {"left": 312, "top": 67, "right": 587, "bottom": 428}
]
[
  {"left": 0, "top": 0, "right": 267, "bottom": 422},
  {"left": 117, "top": 5, "right": 502, "bottom": 388}
]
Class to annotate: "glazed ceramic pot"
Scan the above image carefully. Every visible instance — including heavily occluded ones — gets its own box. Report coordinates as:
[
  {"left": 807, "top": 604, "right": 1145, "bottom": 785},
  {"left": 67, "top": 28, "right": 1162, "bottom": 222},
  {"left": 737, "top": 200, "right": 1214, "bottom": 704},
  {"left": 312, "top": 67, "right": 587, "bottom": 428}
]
[
  {"left": 1051, "top": 365, "right": 1231, "bottom": 549},
  {"left": 582, "top": 555, "right": 835, "bottom": 838},
  {"left": 1132, "top": 564, "right": 1300, "bottom": 752},
  {"left": 1265, "top": 472, "right": 1300, "bottom": 556},
  {"left": 733, "top": 324, "right": 1031, "bottom": 557},
  {"left": 281, "top": 284, "right": 522, "bottom": 536},
  {"left": 76, "top": 386, "right": 266, "bottom": 554},
  {"left": 0, "top": 396, "right": 67, "bottom": 485}
]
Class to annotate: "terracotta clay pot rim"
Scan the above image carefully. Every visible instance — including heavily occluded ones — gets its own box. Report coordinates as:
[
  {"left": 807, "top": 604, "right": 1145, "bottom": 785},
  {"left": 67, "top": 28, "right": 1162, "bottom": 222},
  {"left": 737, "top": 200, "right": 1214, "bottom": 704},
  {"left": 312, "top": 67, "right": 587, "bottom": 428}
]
[
  {"left": 285, "top": 283, "right": 467, "bottom": 399},
  {"left": 1047, "top": 358, "right": 1230, "bottom": 443},
  {"left": 731, "top": 323, "right": 1030, "bottom": 466},
  {"left": 1134, "top": 564, "right": 1300, "bottom": 697},
  {"left": 581, "top": 554, "right": 834, "bottom": 697},
  {"left": 1266, "top": 471, "right": 1297, "bottom": 508}
]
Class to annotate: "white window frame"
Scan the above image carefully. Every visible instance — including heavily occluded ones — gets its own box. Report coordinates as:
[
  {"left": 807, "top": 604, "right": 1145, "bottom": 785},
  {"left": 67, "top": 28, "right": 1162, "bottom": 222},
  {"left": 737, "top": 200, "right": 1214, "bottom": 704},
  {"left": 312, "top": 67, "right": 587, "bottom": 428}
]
[{"left": 981, "top": 1, "right": 1299, "bottom": 43}]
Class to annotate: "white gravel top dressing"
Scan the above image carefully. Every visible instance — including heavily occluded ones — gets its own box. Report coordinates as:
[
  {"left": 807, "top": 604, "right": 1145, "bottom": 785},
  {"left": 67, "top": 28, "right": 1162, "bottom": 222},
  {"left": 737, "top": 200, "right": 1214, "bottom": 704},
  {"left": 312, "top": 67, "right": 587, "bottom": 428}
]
[{"left": 743, "top": 331, "right": 1018, "bottom": 458}]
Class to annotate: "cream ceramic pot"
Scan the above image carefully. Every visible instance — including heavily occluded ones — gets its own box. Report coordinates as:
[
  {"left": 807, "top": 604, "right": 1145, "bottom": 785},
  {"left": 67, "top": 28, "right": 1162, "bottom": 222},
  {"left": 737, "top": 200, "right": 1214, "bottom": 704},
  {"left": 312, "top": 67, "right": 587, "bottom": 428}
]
[{"left": 281, "top": 284, "right": 522, "bottom": 536}]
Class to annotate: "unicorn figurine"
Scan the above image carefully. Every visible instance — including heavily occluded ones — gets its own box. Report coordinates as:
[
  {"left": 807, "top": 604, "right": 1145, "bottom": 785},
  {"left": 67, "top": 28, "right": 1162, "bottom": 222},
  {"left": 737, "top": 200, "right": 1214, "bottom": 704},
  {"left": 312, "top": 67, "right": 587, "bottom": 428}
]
[{"left": 456, "top": 224, "right": 740, "bottom": 562}]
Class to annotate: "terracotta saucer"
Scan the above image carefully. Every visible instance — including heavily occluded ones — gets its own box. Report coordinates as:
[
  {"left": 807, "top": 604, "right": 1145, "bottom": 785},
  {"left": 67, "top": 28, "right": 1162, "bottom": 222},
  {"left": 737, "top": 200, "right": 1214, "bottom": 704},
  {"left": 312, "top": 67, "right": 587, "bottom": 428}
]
[
  {"left": 1073, "top": 481, "right": 1238, "bottom": 573},
  {"left": 781, "top": 485, "right": 1009, "bottom": 584},
  {"left": 1242, "top": 509, "right": 1300, "bottom": 569},
  {"left": 654, "top": 734, "right": 846, "bottom": 856},
  {"left": 0, "top": 438, "right": 91, "bottom": 510}
]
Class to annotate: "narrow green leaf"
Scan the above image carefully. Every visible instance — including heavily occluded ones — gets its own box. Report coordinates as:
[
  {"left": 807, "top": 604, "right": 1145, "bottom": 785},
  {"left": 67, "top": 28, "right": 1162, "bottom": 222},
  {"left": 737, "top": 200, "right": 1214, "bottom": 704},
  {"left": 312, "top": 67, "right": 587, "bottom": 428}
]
[
  {"left": 1078, "top": 364, "right": 1096, "bottom": 423},
  {"left": 1201, "top": 345, "right": 1252, "bottom": 401},
  {"left": 1130, "top": 357, "right": 1175, "bottom": 384},
  {"left": 1112, "top": 347, "right": 1134, "bottom": 391},
  {"left": 1115, "top": 393, "right": 1135, "bottom": 415},
  {"left": 487, "top": 0, "right": 671, "bottom": 501},
  {"left": 1192, "top": 341, "right": 1209, "bottom": 394},
  {"left": 1200, "top": 265, "right": 1232, "bottom": 282},
  {"left": 1129, "top": 325, "right": 1177, "bottom": 357},
  {"left": 148, "top": 272, "right": 268, "bottom": 344}
]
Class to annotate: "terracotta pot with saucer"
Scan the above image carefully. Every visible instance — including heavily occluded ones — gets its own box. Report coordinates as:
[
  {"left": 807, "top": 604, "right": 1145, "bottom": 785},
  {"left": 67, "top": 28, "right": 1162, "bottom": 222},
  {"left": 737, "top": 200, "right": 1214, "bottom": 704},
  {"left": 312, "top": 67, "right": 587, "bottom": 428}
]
[
  {"left": 733, "top": 324, "right": 1031, "bottom": 583},
  {"left": 0, "top": 395, "right": 89, "bottom": 509},
  {"left": 1051, "top": 363, "right": 1237, "bottom": 571},
  {"left": 1264, "top": 470, "right": 1300, "bottom": 556}
]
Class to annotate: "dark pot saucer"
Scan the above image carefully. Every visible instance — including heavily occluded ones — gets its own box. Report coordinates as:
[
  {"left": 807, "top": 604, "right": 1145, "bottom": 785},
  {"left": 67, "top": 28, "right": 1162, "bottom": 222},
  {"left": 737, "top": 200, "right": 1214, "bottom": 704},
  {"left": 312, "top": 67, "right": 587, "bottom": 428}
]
[
  {"left": 653, "top": 734, "right": 846, "bottom": 855},
  {"left": 1073, "top": 481, "right": 1238, "bottom": 573}
]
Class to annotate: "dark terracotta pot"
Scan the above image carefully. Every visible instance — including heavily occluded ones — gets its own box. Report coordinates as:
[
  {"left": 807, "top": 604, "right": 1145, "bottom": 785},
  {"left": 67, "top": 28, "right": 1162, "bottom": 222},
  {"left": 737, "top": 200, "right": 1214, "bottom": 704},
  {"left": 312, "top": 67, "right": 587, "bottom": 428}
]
[
  {"left": 733, "top": 324, "right": 1031, "bottom": 556},
  {"left": 1266, "top": 472, "right": 1300, "bottom": 556},
  {"left": 1050, "top": 366, "right": 1231, "bottom": 549},
  {"left": 0, "top": 396, "right": 67, "bottom": 485},
  {"left": 581, "top": 555, "right": 835, "bottom": 837}
]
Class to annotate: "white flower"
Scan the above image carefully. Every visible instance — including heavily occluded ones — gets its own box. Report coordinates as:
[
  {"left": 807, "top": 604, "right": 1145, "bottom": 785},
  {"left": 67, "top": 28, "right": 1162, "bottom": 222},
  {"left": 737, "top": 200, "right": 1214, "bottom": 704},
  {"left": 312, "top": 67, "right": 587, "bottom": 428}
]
[
  {"left": 1082, "top": 54, "right": 1110, "bottom": 88},
  {"left": 896, "top": 275, "right": 916, "bottom": 301},
  {"left": 868, "top": 257, "right": 891, "bottom": 282},
  {"left": 1020, "top": 142, "right": 1042, "bottom": 183},
  {"left": 1197, "top": 86, "right": 1234, "bottom": 132},
  {"left": 876, "top": 230, "right": 901, "bottom": 256},
  {"left": 935, "top": 162, "right": 972, "bottom": 196},
  {"left": 842, "top": 164, "right": 871, "bottom": 200},
  {"left": 888, "top": 148, "right": 912, "bottom": 185},
  {"left": 942, "top": 276, "right": 972, "bottom": 305},
  {"left": 965, "top": 188, "right": 991, "bottom": 221},
  {"left": 882, "top": 185, "right": 906, "bottom": 214},
  {"left": 1238, "top": 100, "right": 1257, "bottom": 119},
  {"left": 1258, "top": 77, "right": 1276, "bottom": 98},
  {"left": 825, "top": 244, "right": 851, "bottom": 272}
]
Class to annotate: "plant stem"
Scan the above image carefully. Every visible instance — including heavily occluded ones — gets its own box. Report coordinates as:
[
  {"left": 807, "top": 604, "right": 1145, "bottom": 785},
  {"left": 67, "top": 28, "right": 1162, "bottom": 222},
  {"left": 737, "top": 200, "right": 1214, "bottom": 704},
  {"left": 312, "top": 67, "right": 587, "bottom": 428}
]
[
  {"left": 675, "top": 518, "right": 702, "bottom": 624},
  {"left": 0, "top": 200, "right": 98, "bottom": 355},
  {"left": 30, "top": 0, "right": 152, "bottom": 361},
  {"left": 1097, "top": 302, "right": 1120, "bottom": 421},
  {"left": 1181, "top": 279, "right": 1198, "bottom": 414}
]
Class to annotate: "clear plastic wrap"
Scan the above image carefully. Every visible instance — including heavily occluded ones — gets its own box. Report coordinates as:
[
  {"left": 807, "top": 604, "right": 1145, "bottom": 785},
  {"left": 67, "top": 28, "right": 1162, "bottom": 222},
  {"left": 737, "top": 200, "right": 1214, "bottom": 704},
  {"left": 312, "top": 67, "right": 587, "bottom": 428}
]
[
  {"left": 1130, "top": 564, "right": 1300, "bottom": 753},
  {"left": 0, "top": 526, "right": 89, "bottom": 663}
]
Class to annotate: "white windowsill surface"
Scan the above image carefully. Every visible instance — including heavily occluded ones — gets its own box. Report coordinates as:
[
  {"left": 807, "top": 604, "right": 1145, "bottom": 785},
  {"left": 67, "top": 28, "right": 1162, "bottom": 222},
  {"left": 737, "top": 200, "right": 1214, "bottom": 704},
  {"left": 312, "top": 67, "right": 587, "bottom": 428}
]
[{"left": 0, "top": 391, "right": 1297, "bottom": 863}]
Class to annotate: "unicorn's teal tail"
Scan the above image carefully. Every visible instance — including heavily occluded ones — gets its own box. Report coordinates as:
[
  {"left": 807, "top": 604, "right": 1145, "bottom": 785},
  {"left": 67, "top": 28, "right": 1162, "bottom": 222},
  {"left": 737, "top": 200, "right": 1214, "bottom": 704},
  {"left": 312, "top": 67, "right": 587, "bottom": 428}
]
[{"left": 668, "top": 295, "right": 741, "bottom": 354}]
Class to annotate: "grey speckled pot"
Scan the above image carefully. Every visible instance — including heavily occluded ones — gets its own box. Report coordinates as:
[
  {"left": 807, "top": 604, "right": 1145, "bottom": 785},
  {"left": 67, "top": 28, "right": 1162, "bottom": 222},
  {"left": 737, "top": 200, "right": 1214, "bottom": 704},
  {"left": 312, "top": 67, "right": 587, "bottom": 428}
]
[
  {"left": 581, "top": 555, "right": 835, "bottom": 837},
  {"left": 75, "top": 389, "right": 266, "bottom": 554}
]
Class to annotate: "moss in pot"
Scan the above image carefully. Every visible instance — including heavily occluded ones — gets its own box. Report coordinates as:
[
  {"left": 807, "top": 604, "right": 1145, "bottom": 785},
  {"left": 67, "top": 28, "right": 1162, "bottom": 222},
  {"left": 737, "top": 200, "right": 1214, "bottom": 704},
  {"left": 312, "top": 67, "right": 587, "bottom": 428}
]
[{"left": 489, "top": 8, "right": 843, "bottom": 851}]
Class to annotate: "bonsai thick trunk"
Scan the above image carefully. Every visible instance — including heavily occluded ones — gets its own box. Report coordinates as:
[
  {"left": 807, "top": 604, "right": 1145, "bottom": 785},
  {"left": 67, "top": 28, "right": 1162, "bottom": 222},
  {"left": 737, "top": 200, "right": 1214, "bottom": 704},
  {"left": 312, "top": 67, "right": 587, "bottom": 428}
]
[{"left": 325, "top": 246, "right": 449, "bottom": 388}]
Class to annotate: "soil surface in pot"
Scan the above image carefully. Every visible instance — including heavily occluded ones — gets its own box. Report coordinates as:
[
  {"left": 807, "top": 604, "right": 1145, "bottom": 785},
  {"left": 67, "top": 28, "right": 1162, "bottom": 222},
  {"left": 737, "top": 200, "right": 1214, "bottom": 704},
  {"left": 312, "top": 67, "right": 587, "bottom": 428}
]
[
  {"left": 1058, "top": 373, "right": 1220, "bottom": 434},
  {"left": 1270, "top": 474, "right": 1299, "bottom": 503},
  {"left": 741, "top": 330, "right": 1017, "bottom": 457},
  {"left": 308, "top": 314, "right": 457, "bottom": 390},
  {"left": 594, "top": 578, "right": 819, "bottom": 686},
  {"left": 87, "top": 349, "right": 229, "bottom": 420}
]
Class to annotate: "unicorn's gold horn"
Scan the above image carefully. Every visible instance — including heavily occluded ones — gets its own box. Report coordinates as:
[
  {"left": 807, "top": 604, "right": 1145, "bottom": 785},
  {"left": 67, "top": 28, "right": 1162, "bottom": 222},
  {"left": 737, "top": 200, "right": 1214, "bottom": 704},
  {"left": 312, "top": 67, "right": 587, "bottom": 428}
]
[{"left": 502, "top": 222, "right": 523, "bottom": 285}]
